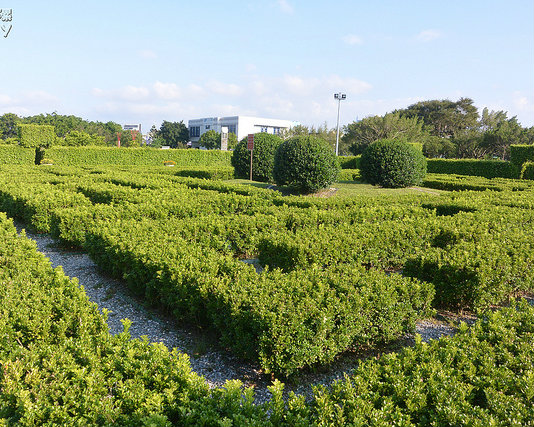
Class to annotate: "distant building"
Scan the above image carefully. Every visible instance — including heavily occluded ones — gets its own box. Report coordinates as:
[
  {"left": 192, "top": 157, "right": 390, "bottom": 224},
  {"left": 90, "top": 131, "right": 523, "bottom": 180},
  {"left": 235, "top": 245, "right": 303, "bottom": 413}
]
[
  {"left": 188, "top": 116, "right": 298, "bottom": 147},
  {"left": 123, "top": 124, "right": 142, "bottom": 133}
]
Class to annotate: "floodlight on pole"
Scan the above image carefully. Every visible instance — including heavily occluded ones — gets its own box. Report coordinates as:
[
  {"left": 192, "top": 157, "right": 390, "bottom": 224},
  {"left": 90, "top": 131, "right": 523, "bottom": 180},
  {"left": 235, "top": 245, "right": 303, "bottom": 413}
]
[{"left": 334, "top": 92, "right": 346, "bottom": 156}]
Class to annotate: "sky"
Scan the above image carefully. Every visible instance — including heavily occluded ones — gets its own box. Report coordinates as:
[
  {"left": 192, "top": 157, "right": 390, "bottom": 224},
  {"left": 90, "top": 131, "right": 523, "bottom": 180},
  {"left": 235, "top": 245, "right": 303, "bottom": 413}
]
[{"left": 1, "top": 0, "right": 533, "bottom": 132}]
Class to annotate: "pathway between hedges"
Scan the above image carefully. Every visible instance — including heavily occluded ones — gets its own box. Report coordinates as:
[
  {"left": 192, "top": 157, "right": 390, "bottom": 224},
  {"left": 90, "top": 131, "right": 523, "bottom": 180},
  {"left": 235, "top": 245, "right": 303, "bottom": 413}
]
[{"left": 17, "top": 222, "right": 462, "bottom": 404}]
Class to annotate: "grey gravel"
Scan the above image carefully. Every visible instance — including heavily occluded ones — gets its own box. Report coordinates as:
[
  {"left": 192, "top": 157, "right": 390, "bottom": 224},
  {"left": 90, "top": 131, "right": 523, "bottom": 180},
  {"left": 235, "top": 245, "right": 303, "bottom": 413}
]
[{"left": 17, "top": 223, "right": 466, "bottom": 404}]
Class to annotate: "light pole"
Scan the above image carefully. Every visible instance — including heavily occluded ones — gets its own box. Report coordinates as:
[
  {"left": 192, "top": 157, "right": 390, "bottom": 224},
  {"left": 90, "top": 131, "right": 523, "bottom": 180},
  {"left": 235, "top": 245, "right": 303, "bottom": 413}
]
[{"left": 334, "top": 92, "right": 346, "bottom": 156}]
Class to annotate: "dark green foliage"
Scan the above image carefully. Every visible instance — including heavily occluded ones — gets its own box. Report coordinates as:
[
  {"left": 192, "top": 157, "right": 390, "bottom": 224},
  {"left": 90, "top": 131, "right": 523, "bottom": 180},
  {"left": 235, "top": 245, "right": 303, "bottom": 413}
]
[
  {"left": 158, "top": 120, "right": 189, "bottom": 148},
  {"left": 510, "top": 144, "right": 534, "bottom": 168},
  {"left": 360, "top": 139, "right": 427, "bottom": 188},
  {"left": 338, "top": 155, "right": 360, "bottom": 169},
  {"left": 427, "top": 158, "right": 517, "bottom": 178},
  {"left": 397, "top": 97, "right": 479, "bottom": 138},
  {"left": 520, "top": 161, "right": 534, "bottom": 180},
  {"left": 232, "top": 133, "right": 282, "bottom": 182},
  {"left": 343, "top": 113, "right": 429, "bottom": 155},
  {"left": 273, "top": 135, "right": 340, "bottom": 193},
  {"left": 0, "top": 113, "right": 20, "bottom": 139}
]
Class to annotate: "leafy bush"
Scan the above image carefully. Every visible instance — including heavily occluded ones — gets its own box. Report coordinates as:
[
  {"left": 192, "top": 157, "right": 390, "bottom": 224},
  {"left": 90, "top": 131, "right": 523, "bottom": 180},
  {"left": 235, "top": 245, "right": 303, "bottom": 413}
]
[
  {"left": 273, "top": 135, "right": 340, "bottom": 193},
  {"left": 232, "top": 133, "right": 282, "bottom": 182},
  {"left": 510, "top": 144, "right": 534, "bottom": 169},
  {"left": 62, "top": 130, "right": 106, "bottom": 146},
  {"left": 360, "top": 139, "right": 427, "bottom": 188},
  {"left": 338, "top": 155, "right": 360, "bottom": 169},
  {"left": 521, "top": 161, "right": 534, "bottom": 180}
]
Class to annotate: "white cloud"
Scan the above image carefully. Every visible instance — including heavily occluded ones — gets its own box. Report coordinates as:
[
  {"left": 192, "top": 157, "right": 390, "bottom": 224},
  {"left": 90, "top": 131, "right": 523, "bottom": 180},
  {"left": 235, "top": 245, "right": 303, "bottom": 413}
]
[
  {"left": 342, "top": 34, "right": 363, "bottom": 46},
  {"left": 325, "top": 75, "right": 372, "bottom": 94},
  {"left": 276, "top": 0, "right": 294, "bottom": 14},
  {"left": 92, "top": 85, "right": 150, "bottom": 101},
  {"left": 153, "top": 81, "right": 182, "bottom": 100},
  {"left": 138, "top": 49, "right": 158, "bottom": 59},
  {"left": 416, "top": 29, "right": 442, "bottom": 42},
  {"left": 282, "top": 75, "right": 321, "bottom": 95},
  {"left": 22, "top": 90, "right": 59, "bottom": 104},
  {"left": 205, "top": 81, "right": 243, "bottom": 96},
  {"left": 0, "top": 93, "right": 12, "bottom": 105}
]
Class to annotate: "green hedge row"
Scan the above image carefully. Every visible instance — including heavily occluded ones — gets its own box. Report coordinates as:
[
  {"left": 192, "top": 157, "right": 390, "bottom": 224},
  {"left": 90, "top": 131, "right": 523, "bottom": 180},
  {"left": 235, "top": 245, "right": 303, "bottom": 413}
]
[
  {"left": 0, "top": 166, "right": 434, "bottom": 376},
  {"left": 510, "top": 144, "right": 534, "bottom": 168},
  {"left": 336, "top": 169, "right": 360, "bottom": 181},
  {"left": 0, "top": 145, "right": 35, "bottom": 165},
  {"left": 423, "top": 173, "right": 534, "bottom": 192},
  {"left": 426, "top": 159, "right": 517, "bottom": 178},
  {"left": 338, "top": 155, "right": 360, "bottom": 169},
  {"left": 521, "top": 161, "right": 534, "bottom": 180},
  {"left": 0, "top": 145, "right": 233, "bottom": 167},
  {"left": 3, "top": 210, "right": 534, "bottom": 425}
]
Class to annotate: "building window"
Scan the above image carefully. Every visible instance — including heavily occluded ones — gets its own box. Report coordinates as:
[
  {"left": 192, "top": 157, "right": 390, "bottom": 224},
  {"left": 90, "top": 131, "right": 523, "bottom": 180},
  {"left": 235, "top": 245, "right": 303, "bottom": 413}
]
[
  {"left": 273, "top": 127, "right": 281, "bottom": 135},
  {"left": 189, "top": 126, "right": 200, "bottom": 138},
  {"left": 227, "top": 124, "right": 237, "bottom": 134},
  {"left": 261, "top": 126, "right": 268, "bottom": 133},
  {"left": 205, "top": 125, "right": 210, "bottom": 130}
]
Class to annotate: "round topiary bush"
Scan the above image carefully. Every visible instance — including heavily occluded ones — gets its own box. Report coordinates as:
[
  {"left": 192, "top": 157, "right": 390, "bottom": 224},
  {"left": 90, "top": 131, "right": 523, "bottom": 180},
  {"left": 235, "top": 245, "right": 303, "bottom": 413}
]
[
  {"left": 360, "top": 139, "right": 427, "bottom": 188},
  {"left": 273, "top": 135, "right": 340, "bottom": 193},
  {"left": 232, "top": 133, "right": 282, "bottom": 182}
]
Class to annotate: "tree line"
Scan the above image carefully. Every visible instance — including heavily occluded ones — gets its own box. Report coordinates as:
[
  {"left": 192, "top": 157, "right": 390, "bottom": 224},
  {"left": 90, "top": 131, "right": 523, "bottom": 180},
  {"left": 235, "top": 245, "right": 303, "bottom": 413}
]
[
  {"left": 2, "top": 98, "right": 532, "bottom": 157},
  {"left": 341, "top": 98, "right": 534, "bottom": 160}
]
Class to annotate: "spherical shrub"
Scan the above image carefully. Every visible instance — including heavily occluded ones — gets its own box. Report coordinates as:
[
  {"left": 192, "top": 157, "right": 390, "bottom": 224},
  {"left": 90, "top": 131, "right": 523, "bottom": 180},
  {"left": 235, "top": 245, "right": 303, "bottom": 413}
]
[
  {"left": 360, "top": 139, "right": 427, "bottom": 188},
  {"left": 232, "top": 133, "right": 283, "bottom": 182},
  {"left": 273, "top": 135, "right": 340, "bottom": 193}
]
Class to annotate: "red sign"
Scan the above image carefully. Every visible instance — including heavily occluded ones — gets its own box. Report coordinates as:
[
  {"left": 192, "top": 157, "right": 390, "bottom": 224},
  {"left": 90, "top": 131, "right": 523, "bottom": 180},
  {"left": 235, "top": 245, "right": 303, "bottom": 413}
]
[{"left": 247, "top": 134, "right": 254, "bottom": 150}]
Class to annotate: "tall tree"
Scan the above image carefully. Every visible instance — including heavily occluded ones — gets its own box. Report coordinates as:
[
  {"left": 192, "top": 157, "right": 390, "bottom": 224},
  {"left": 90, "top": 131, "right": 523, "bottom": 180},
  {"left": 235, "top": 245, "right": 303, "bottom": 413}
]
[
  {"left": 398, "top": 98, "right": 479, "bottom": 138},
  {"left": 342, "top": 113, "right": 428, "bottom": 155},
  {"left": 199, "top": 130, "right": 221, "bottom": 150},
  {"left": 0, "top": 113, "right": 20, "bottom": 139},
  {"left": 158, "top": 120, "right": 189, "bottom": 148}
]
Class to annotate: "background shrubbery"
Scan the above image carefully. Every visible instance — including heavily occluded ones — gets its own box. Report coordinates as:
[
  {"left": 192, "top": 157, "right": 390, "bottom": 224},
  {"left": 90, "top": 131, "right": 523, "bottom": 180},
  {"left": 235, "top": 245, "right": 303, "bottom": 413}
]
[
  {"left": 273, "top": 135, "right": 340, "bottom": 193},
  {"left": 360, "top": 139, "right": 427, "bottom": 188}
]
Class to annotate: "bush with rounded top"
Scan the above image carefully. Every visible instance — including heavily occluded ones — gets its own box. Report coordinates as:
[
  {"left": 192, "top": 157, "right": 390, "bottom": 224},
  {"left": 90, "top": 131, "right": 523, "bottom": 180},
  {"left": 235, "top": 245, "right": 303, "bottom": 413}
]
[
  {"left": 273, "top": 135, "right": 340, "bottom": 193},
  {"left": 231, "top": 133, "right": 282, "bottom": 182},
  {"left": 360, "top": 139, "right": 427, "bottom": 188}
]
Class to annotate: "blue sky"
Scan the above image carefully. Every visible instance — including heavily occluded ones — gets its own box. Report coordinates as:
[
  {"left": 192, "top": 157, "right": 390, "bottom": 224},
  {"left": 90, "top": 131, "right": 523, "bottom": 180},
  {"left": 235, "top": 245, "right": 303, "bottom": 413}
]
[{"left": 1, "top": 0, "right": 533, "bottom": 131}]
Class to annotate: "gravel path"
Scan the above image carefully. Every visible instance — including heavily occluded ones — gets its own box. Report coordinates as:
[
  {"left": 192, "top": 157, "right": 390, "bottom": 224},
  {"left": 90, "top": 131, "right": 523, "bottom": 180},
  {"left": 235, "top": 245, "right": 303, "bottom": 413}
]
[{"left": 17, "top": 223, "right": 463, "bottom": 404}]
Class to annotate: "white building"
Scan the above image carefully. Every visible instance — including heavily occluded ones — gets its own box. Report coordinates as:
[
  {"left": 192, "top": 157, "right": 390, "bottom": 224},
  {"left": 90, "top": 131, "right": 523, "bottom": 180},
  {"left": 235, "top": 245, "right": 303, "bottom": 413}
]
[{"left": 188, "top": 116, "right": 298, "bottom": 147}]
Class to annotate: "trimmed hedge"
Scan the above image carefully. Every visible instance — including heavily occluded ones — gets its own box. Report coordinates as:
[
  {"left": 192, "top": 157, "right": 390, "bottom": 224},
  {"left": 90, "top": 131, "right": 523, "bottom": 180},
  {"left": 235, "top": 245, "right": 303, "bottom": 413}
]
[
  {"left": 521, "top": 161, "right": 534, "bottom": 180},
  {"left": 336, "top": 169, "right": 360, "bottom": 181},
  {"left": 232, "top": 133, "right": 283, "bottom": 182},
  {"left": 17, "top": 124, "right": 56, "bottom": 148},
  {"left": 45, "top": 146, "right": 233, "bottom": 167},
  {"left": 3, "top": 208, "right": 534, "bottom": 425},
  {"left": 174, "top": 167, "right": 234, "bottom": 180},
  {"left": 0, "top": 145, "right": 234, "bottom": 167},
  {"left": 510, "top": 144, "right": 534, "bottom": 169},
  {"left": 273, "top": 135, "right": 340, "bottom": 193},
  {"left": 0, "top": 145, "right": 35, "bottom": 165},
  {"left": 338, "top": 155, "right": 360, "bottom": 169},
  {"left": 427, "top": 158, "right": 517, "bottom": 178},
  {"left": 360, "top": 139, "right": 427, "bottom": 188}
]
